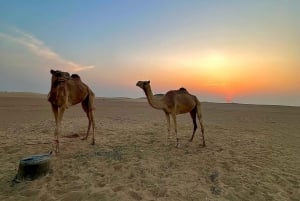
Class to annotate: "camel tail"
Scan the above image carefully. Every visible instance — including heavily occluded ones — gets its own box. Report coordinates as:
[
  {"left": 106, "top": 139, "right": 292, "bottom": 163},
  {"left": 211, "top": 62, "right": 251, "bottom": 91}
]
[
  {"left": 197, "top": 101, "right": 203, "bottom": 119},
  {"left": 193, "top": 96, "right": 202, "bottom": 118},
  {"left": 87, "top": 89, "right": 96, "bottom": 111}
]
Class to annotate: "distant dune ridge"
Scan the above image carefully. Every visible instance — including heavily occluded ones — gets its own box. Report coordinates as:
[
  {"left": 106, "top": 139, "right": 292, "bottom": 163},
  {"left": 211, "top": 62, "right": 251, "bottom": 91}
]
[
  {"left": 0, "top": 92, "right": 47, "bottom": 98},
  {"left": 0, "top": 92, "right": 299, "bottom": 200}
]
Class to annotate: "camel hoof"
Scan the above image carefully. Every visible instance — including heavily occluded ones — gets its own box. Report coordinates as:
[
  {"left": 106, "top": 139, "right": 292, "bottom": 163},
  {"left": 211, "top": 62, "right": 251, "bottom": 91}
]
[
  {"left": 81, "top": 137, "right": 87, "bottom": 141},
  {"left": 189, "top": 139, "right": 193, "bottom": 142},
  {"left": 52, "top": 142, "right": 59, "bottom": 154},
  {"left": 91, "top": 139, "right": 95, "bottom": 145},
  {"left": 175, "top": 138, "right": 180, "bottom": 148}
]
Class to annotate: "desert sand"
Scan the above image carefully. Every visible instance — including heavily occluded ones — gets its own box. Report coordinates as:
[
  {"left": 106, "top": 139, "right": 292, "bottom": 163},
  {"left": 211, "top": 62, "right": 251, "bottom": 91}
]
[{"left": 0, "top": 92, "right": 299, "bottom": 201}]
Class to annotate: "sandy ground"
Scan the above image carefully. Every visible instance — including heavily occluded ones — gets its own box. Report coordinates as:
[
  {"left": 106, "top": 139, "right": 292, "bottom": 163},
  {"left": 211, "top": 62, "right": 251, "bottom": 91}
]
[{"left": 0, "top": 93, "right": 299, "bottom": 201}]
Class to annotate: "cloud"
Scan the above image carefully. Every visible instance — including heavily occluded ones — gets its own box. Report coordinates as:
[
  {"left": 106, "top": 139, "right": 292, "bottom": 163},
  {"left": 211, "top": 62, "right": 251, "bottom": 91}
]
[{"left": 0, "top": 27, "right": 94, "bottom": 72}]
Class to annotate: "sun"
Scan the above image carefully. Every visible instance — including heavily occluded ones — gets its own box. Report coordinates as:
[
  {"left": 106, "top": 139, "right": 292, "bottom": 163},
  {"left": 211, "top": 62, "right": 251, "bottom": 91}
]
[
  {"left": 201, "top": 52, "right": 230, "bottom": 79},
  {"left": 180, "top": 51, "right": 228, "bottom": 71},
  {"left": 177, "top": 51, "right": 241, "bottom": 100},
  {"left": 203, "top": 53, "right": 227, "bottom": 69},
  {"left": 171, "top": 50, "right": 255, "bottom": 102}
]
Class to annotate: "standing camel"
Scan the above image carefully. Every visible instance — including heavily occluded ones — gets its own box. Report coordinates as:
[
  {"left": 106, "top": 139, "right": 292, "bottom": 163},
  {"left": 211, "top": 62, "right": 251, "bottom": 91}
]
[
  {"left": 48, "top": 69, "right": 95, "bottom": 152},
  {"left": 136, "top": 81, "right": 205, "bottom": 147}
]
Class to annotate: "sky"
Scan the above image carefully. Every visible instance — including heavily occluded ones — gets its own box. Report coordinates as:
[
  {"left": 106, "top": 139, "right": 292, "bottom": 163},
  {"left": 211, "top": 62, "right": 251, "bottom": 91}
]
[{"left": 0, "top": 0, "right": 299, "bottom": 106}]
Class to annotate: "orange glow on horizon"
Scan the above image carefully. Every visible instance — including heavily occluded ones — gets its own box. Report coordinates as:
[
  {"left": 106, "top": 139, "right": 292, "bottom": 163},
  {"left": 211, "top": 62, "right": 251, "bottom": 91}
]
[
  {"left": 128, "top": 50, "right": 299, "bottom": 102},
  {"left": 117, "top": 49, "right": 299, "bottom": 102}
]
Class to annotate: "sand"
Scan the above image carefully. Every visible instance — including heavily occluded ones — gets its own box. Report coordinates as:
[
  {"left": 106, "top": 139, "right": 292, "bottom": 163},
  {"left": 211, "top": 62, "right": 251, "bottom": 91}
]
[{"left": 0, "top": 92, "right": 299, "bottom": 201}]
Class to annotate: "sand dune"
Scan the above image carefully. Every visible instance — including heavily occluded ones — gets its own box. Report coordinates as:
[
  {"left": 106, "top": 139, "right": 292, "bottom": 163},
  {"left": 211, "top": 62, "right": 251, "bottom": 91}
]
[{"left": 0, "top": 93, "right": 299, "bottom": 201}]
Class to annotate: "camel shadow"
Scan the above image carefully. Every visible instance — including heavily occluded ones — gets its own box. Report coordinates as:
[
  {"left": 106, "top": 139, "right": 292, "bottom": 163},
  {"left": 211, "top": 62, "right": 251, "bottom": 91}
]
[{"left": 62, "top": 133, "right": 81, "bottom": 138}]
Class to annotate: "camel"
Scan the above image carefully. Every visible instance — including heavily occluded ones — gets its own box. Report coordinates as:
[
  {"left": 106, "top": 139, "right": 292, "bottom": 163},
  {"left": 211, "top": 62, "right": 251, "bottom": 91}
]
[
  {"left": 48, "top": 69, "right": 95, "bottom": 152},
  {"left": 136, "top": 81, "right": 205, "bottom": 147}
]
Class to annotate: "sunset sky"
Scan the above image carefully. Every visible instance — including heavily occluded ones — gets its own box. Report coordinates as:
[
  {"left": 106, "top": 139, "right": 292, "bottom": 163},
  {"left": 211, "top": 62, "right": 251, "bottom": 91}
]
[{"left": 0, "top": 1, "right": 299, "bottom": 106}]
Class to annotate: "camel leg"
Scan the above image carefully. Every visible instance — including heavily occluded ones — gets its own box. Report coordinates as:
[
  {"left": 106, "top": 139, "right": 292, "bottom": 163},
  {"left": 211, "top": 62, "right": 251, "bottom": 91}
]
[
  {"left": 88, "top": 93, "right": 96, "bottom": 145},
  {"left": 84, "top": 110, "right": 95, "bottom": 145},
  {"left": 164, "top": 112, "right": 171, "bottom": 145},
  {"left": 82, "top": 111, "right": 91, "bottom": 141},
  {"left": 55, "top": 107, "right": 66, "bottom": 153},
  {"left": 91, "top": 110, "right": 95, "bottom": 145},
  {"left": 196, "top": 105, "right": 205, "bottom": 147},
  {"left": 81, "top": 102, "right": 89, "bottom": 141},
  {"left": 51, "top": 104, "right": 58, "bottom": 122},
  {"left": 81, "top": 100, "right": 95, "bottom": 145},
  {"left": 51, "top": 104, "right": 59, "bottom": 130},
  {"left": 51, "top": 104, "right": 60, "bottom": 152},
  {"left": 171, "top": 114, "right": 180, "bottom": 148},
  {"left": 189, "top": 108, "right": 198, "bottom": 142}
]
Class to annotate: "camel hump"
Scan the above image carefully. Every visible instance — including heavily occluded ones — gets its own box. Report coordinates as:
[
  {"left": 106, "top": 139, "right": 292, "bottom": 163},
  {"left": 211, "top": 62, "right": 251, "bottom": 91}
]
[{"left": 71, "top": 74, "right": 81, "bottom": 79}]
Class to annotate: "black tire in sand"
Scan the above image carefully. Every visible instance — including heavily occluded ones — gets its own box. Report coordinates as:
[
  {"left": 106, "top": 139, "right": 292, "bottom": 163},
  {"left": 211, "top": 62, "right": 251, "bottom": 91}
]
[{"left": 15, "top": 153, "right": 51, "bottom": 181}]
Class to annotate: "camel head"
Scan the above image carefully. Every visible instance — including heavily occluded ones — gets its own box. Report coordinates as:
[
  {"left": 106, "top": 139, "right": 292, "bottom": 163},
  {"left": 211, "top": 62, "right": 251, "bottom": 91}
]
[
  {"left": 136, "top": 80, "right": 150, "bottom": 90},
  {"left": 50, "top": 69, "right": 70, "bottom": 85},
  {"left": 50, "top": 69, "right": 70, "bottom": 79}
]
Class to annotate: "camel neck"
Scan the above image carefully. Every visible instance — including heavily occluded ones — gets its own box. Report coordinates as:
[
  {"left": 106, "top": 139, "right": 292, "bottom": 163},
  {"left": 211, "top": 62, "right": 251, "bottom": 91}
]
[{"left": 143, "top": 86, "right": 164, "bottom": 110}]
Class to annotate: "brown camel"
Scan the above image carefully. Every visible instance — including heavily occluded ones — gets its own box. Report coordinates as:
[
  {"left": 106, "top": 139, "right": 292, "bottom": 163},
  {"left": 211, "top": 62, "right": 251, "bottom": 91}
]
[
  {"left": 48, "top": 69, "right": 95, "bottom": 152},
  {"left": 136, "top": 81, "right": 205, "bottom": 147}
]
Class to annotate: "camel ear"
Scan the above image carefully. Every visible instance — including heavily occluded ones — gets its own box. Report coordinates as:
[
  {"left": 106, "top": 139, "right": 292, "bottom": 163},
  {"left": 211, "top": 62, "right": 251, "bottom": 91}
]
[
  {"left": 50, "top": 69, "right": 55, "bottom": 75},
  {"left": 147, "top": 80, "right": 150, "bottom": 84}
]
